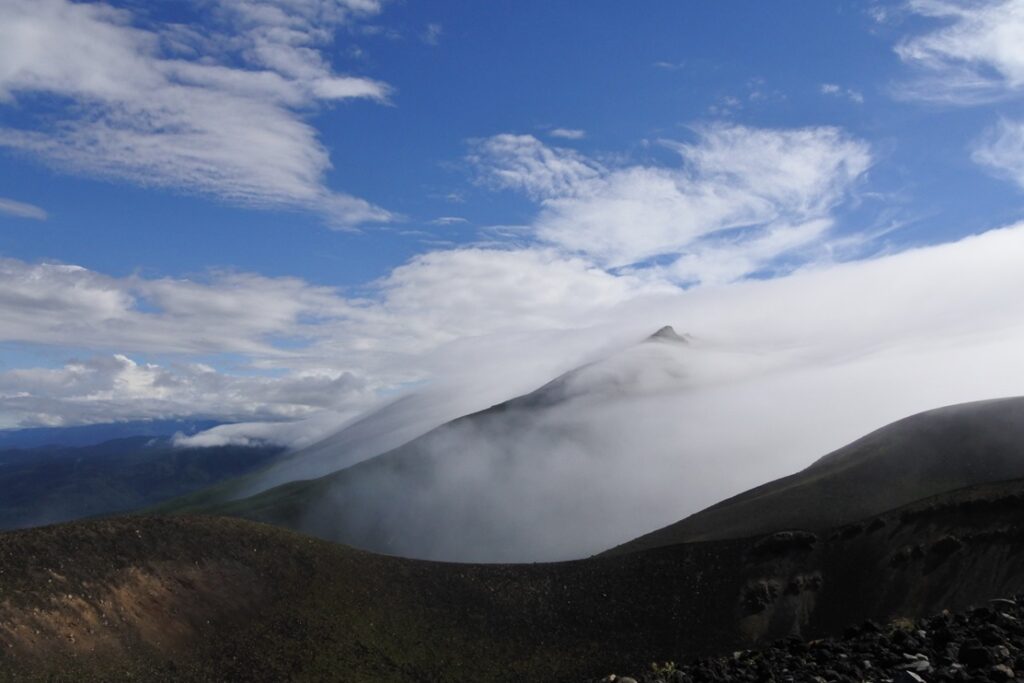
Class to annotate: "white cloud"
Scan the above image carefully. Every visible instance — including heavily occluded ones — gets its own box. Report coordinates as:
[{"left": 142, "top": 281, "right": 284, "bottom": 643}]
[
  {"left": 897, "top": 2, "right": 1024, "bottom": 196},
  {"left": 0, "top": 0, "right": 392, "bottom": 226},
  {"left": 0, "top": 248, "right": 674, "bottom": 427},
  {"left": 422, "top": 22, "right": 443, "bottom": 46},
  {"left": 549, "top": 128, "right": 587, "bottom": 140},
  {"left": 240, "top": 222, "right": 1024, "bottom": 559},
  {"left": 896, "top": 0, "right": 1024, "bottom": 104},
  {"left": 5, "top": 219, "right": 1024, "bottom": 473},
  {"left": 0, "top": 353, "right": 372, "bottom": 428},
  {"left": 471, "top": 125, "right": 872, "bottom": 281},
  {"left": 973, "top": 118, "right": 1024, "bottom": 188},
  {"left": 0, "top": 197, "right": 47, "bottom": 220},
  {"left": 173, "top": 413, "right": 349, "bottom": 449},
  {"left": 369, "top": 248, "right": 674, "bottom": 345},
  {"left": 820, "top": 83, "right": 865, "bottom": 103},
  {"left": 0, "top": 258, "right": 353, "bottom": 356},
  {"left": 0, "top": 250, "right": 667, "bottom": 363},
  {"left": 867, "top": 4, "right": 894, "bottom": 24},
  {"left": 430, "top": 216, "right": 468, "bottom": 225},
  {"left": 469, "top": 134, "right": 605, "bottom": 200}
]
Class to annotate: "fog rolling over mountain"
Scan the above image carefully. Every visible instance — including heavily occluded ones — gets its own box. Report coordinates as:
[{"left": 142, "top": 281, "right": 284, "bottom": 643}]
[
  {"left": 174, "top": 320, "right": 1024, "bottom": 562},
  {"left": 236, "top": 386, "right": 543, "bottom": 499},
  {"left": 177, "top": 393, "right": 481, "bottom": 505},
  {"left": 176, "top": 328, "right": 754, "bottom": 561},
  {"left": 170, "top": 328, "right": 834, "bottom": 561},
  {"left": 170, "top": 328, "right": 637, "bottom": 502}
]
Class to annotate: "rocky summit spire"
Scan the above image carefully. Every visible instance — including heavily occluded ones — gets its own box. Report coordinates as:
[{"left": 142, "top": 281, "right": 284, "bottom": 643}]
[{"left": 646, "top": 325, "right": 690, "bottom": 344}]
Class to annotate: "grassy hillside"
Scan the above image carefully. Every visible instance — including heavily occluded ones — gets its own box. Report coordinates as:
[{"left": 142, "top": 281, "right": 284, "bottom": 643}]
[
  {"left": 4, "top": 478, "right": 1024, "bottom": 681},
  {"left": 605, "top": 396, "right": 1024, "bottom": 555}
]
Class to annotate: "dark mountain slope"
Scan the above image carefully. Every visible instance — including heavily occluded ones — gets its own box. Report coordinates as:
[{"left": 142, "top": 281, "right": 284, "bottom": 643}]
[
  {"left": 5, "top": 478, "right": 1024, "bottom": 681},
  {"left": 606, "top": 396, "right": 1024, "bottom": 556},
  {"left": 0, "top": 437, "right": 283, "bottom": 530}
]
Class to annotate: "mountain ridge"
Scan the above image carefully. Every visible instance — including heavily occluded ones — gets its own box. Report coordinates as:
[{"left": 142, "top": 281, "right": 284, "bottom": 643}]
[{"left": 604, "top": 395, "right": 1024, "bottom": 556}]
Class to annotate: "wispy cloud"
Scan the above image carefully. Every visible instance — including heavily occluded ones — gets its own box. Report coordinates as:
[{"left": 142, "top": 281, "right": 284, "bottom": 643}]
[
  {"left": 469, "top": 134, "right": 605, "bottom": 200},
  {"left": 0, "top": 0, "right": 393, "bottom": 227},
  {"left": 471, "top": 125, "right": 872, "bottom": 282},
  {"left": 0, "top": 197, "right": 47, "bottom": 220},
  {"left": 973, "top": 118, "right": 1024, "bottom": 189},
  {"left": 430, "top": 216, "right": 469, "bottom": 225},
  {"left": 821, "top": 83, "right": 865, "bottom": 104},
  {"left": 896, "top": 0, "right": 1024, "bottom": 104},
  {"left": 896, "top": 2, "right": 1024, "bottom": 196},
  {"left": 422, "top": 22, "right": 443, "bottom": 46},
  {"left": 549, "top": 128, "right": 587, "bottom": 140}
]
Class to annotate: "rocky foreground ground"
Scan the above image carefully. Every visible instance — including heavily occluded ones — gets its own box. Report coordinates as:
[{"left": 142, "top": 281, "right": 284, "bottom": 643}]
[{"left": 595, "top": 596, "right": 1024, "bottom": 683}]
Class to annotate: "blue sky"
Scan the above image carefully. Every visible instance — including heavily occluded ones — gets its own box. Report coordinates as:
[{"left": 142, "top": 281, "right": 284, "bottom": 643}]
[{"left": 3, "top": 0, "right": 1024, "bottom": 431}]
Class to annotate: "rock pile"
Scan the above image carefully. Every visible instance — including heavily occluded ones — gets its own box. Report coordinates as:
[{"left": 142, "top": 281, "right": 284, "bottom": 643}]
[{"left": 594, "top": 596, "right": 1024, "bottom": 682}]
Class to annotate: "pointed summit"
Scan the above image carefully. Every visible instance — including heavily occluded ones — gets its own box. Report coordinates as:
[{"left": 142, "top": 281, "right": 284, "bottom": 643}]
[{"left": 647, "top": 325, "right": 690, "bottom": 344}]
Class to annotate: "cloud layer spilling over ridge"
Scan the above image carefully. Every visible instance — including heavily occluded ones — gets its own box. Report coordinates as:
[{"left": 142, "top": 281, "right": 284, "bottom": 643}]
[{"left": 272, "top": 224, "right": 1024, "bottom": 561}]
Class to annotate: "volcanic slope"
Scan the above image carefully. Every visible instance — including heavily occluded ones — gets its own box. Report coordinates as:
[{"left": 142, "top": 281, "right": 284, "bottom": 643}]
[
  {"left": 5, "top": 476, "right": 1024, "bottom": 682},
  {"left": 606, "top": 395, "right": 1024, "bottom": 556},
  {"left": 159, "top": 327, "right": 701, "bottom": 561}
]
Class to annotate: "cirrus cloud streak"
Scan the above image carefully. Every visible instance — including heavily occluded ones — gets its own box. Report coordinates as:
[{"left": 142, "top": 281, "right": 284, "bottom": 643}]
[{"left": 0, "top": 0, "right": 392, "bottom": 226}]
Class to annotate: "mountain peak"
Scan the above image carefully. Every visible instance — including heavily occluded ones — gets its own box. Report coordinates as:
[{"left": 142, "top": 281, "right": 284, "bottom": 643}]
[{"left": 647, "top": 325, "right": 689, "bottom": 344}]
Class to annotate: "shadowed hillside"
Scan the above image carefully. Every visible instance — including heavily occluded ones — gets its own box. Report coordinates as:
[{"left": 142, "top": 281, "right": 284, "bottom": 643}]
[
  {"left": 5, "top": 477, "right": 1024, "bottom": 681},
  {"left": 605, "top": 396, "right": 1024, "bottom": 556}
]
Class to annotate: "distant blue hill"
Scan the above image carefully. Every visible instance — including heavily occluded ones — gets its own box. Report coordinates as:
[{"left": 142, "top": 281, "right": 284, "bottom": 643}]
[
  {"left": 0, "top": 434, "right": 285, "bottom": 530},
  {"left": 0, "top": 418, "right": 223, "bottom": 450}
]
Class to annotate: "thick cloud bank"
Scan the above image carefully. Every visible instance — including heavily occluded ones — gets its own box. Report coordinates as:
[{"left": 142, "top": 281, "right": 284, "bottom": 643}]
[{"left": 210, "top": 224, "right": 1024, "bottom": 561}]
